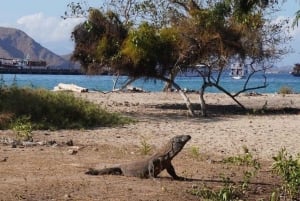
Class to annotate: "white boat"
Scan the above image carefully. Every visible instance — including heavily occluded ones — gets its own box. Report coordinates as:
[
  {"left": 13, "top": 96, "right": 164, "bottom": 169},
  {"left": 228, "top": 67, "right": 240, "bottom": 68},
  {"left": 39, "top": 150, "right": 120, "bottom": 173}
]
[
  {"left": 230, "top": 63, "right": 247, "bottom": 79},
  {"left": 0, "top": 57, "right": 47, "bottom": 69}
]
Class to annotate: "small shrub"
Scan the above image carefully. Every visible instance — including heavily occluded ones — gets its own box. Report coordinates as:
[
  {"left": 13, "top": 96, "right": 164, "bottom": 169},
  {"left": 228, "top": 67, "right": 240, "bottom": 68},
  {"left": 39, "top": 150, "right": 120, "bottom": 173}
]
[
  {"left": 222, "top": 147, "right": 261, "bottom": 191},
  {"left": 271, "top": 148, "right": 300, "bottom": 199},
  {"left": 278, "top": 86, "right": 294, "bottom": 95},
  {"left": 11, "top": 116, "right": 33, "bottom": 141},
  {"left": 222, "top": 147, "right": 260, "bottom": 169},
  {"left": 189, "top": 146, "right": 201, "bottom": 160},
  {"left": 139, "top": 137, "right": 152, "bottom": 155},
  {"left": 189, "top": 177, "right": 239, "bottom": 201},
  {"left": 0, "top": 87, "right": 132, "bottom": 130}
]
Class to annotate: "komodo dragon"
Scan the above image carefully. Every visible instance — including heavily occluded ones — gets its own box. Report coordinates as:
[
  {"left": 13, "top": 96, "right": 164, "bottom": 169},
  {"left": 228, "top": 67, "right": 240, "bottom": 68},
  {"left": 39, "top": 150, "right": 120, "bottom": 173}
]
[{"left": 85, "top": 135, "right": 191, "bottom": 180}]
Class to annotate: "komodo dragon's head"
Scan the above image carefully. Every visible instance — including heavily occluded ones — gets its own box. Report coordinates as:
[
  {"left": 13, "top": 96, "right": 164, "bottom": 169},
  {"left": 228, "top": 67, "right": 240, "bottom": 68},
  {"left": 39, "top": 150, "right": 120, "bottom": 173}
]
[{"left": 167, "top": 135, "right": 191, "bottom": 159}]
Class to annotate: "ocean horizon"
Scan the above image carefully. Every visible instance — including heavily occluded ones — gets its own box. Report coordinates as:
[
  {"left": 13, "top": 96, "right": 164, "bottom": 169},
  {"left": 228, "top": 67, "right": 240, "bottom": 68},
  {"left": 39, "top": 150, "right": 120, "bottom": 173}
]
[{"left": 0, "top": 73, "right": 299, "bottom": 94}]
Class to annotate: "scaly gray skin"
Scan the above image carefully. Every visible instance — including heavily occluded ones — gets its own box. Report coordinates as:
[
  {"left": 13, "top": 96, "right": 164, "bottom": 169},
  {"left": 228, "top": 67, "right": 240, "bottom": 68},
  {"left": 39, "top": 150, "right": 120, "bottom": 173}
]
[{"left": 85, "top": 135, "right": 191, "bottom": 180}]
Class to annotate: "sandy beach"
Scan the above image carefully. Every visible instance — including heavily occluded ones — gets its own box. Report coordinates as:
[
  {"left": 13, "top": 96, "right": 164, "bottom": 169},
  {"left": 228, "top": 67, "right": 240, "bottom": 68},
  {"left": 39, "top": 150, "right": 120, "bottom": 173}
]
[
  {"left": 76, "top": 92, "right": 300, "bottom": 159},
  {"left": 1, "top": 92, "right": 299, "bottom": 200}
]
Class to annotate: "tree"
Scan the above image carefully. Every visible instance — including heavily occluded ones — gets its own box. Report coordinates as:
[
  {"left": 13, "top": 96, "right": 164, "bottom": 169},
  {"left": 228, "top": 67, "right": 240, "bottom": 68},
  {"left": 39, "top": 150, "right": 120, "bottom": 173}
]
[
  {"left": 67, "top": 0, "right": 290, "bottom": 116},
  {"left": 154, "top": 0, "right": 290, "bottom": 116},
  {"left": 71, "top": 8, "right": 127, "bottom": 74}
]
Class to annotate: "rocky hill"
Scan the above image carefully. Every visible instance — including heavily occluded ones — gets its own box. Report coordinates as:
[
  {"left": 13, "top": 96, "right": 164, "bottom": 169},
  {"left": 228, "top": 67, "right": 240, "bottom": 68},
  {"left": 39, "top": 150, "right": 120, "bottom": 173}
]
[{"left": 0, "top": 27, "right": 76, "bottom": 69}]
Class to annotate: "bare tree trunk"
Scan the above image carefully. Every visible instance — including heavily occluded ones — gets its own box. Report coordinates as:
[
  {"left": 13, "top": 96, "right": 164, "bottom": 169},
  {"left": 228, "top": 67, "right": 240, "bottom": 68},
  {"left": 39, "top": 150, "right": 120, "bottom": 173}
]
[
  {"left": 212, "top": 83, "right": 246, "bottom": 110},
  {"left": 110, "top": 77, "right": 137, "bottom": 92},
  {"left": 112, "top": 74, "right": 120, "bottom": 91},
  {"left": 178, "top": 89, "right": 195, "bottom": 116},
  {"left": 199, "top": 84, "right": 207, "bottom": 117},
  {"left": 163, "top": 69, "right": 178, "bottom": 92},
  {"left": 161, "top": 77, "right": 195, "bottom": 116}
]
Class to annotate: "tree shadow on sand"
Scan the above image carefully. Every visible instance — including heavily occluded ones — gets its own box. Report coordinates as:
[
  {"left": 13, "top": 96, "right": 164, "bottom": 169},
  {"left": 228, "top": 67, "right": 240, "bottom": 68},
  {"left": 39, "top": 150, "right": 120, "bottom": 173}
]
[{"left": 151, "top": 103, "right": 300, "bottom": 116}]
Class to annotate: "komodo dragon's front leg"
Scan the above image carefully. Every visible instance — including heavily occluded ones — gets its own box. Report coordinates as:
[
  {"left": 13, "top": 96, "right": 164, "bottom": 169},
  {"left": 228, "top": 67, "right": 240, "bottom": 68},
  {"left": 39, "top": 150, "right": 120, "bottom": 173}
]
[{"left": 165, "top": 162, "right": 180, "bottom": 180}]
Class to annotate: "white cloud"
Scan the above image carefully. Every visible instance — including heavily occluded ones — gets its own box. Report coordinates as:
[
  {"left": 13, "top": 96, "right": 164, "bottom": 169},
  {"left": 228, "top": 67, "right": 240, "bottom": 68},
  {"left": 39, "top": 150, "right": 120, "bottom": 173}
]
[{"left": 15, "top": 12, "right": 85, "bottom": 54}]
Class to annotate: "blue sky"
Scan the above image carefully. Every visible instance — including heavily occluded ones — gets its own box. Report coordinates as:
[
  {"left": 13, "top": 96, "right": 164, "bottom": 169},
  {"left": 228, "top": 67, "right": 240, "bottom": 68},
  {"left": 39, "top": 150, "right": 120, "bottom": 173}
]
[{"left": 0, "top": 0, "right": 299, "bottom": 67}]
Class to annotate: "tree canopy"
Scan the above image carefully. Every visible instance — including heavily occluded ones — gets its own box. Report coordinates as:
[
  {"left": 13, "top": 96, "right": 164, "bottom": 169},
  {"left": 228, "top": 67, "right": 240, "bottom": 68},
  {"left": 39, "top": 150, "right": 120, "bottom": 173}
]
[{"left": 67, "top": 0, "right": 290, "bottom": 116}]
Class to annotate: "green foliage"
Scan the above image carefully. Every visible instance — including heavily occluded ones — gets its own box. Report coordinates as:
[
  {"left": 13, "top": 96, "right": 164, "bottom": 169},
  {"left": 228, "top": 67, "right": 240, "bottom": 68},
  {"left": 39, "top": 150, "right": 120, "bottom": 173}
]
[
  {"left": 120, "top": 22, "right": 178, "bottom": 78},
  {"left": 278, "top": 86, "right": 294, "bottom": 95},
  {"left": 222, "top": 146, "right": 261, "bottom": 168},
  {"left": 71, "top": 8, "right": 127, "bottom": 73},
  {"left": 11, "top": 116, "right": 33, "bottom": 141},
  {"left": 139, "top": 137, "right": 152, "bottom": 155},
  {"left": 272, "top": 148, "right": 300, "bottom": 199},
  {"left": 189, "top": 146, "right": 201, "bottom": 160},
  {"left": 121, "top": 23, "right": 159, "bottom": 67},
  {"left": 158, "top": 27, "right": 180, "bottom": 67},
  {"left": 189, "top": 177, "right": 239, "bottom": 201},
  {"left": 0, "top": 87, "right": 132, "bottom": 130},
  {"left": 190, "top": 147, "right": 262, "bottom": 200},
  {"left": 69, "top": 1, "right": 287, "bottom": 116},
  {"left": 222, "top": 147, "right": 261, "bottom": 191}
]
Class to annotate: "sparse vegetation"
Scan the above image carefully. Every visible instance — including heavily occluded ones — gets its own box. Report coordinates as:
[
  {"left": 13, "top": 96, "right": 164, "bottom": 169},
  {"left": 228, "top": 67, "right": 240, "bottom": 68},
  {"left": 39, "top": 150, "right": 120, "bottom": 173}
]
[
  {"left": 271, "top": 148, "right": 300, "bottom": 200},
  {"left": 189, "top": 148, "right": 300, "bottom": 200},
  {"left": 11, "top": 115, "right": 33, "bottom": 141},
  {"left": 0, "top": 87, "right": 132, "bottom": 130},
  {"left": 190, "top": 147, "right": 263, "bottom": 200},
  {"left": 222, "top": 146, "right": 261, "bottom": 169},
  {"left": 189, "top": 146, "right": 201, "bottom": 160},
  {"left": 189, "top": 177, "right": 239, "bottom": 201},
  {"left": 139, "top": 137, "right": 152, "bottom": 155},
  {"left": 278, "top": 86, "right": 294, "bottom": 95}
]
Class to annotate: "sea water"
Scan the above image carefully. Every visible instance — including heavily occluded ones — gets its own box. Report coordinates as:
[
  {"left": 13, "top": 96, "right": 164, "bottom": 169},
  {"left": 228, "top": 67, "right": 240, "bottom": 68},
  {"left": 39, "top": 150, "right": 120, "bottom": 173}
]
[{"left": 0, "top": 73, "right": 299, "bottom": 93}]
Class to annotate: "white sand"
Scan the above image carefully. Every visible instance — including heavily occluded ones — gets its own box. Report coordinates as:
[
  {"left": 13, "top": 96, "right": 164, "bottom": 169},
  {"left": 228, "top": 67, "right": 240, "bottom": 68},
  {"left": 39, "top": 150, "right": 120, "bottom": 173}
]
[{"left": 71, "top": 92, "right": 300, "bottom": 160}]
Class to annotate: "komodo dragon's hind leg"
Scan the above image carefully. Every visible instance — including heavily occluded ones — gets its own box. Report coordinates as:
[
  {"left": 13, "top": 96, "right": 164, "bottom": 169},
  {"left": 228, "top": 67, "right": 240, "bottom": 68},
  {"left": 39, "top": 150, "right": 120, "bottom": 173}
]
[{"left": 85, "top": 167, "right": 123, "bottom": 175}]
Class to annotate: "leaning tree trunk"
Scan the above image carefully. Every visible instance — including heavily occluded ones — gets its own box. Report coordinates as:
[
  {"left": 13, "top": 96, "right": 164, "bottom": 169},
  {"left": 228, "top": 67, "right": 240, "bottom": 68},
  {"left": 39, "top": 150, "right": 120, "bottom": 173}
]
[
  {"left": 161, "top": 77, "right": 195, "bottom": 116},
  {"left": 163, "top": 68, "right": 179, "bottom": 92},
  {"left": 199, "top": 84, "right": 208, "bottom": 117},
  {"left": 178, "top": 89, "right": 195, "bottom": 116}
]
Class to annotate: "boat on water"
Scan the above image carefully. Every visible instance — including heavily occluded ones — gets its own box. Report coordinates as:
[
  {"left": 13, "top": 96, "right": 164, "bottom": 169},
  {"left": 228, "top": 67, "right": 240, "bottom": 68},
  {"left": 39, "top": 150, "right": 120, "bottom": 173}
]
[
  {"left": 0, "top": 57, "right": 47, "bottom": 69},
  {"left": 290, "top": 63, "right": 300, "bottom": 76},
  {"left": 0, "top": 57, "right": 83, "bottom": 75},
  {"left": 230, "top": 62, "right": 247, "bottom": 79}
]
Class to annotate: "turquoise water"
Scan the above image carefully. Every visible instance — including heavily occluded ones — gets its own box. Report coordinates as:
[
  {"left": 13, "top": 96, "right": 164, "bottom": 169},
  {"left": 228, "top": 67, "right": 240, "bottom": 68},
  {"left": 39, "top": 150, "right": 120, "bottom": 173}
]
[{"left": 1, "top": 73, "right": 299, "bottom": 93}]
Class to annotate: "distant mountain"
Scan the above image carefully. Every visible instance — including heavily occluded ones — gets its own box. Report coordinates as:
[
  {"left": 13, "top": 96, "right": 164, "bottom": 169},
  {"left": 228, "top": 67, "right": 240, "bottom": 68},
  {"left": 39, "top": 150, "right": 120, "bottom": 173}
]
[{"left": 0, "top": 27, "right": 77, "bottom": 69}]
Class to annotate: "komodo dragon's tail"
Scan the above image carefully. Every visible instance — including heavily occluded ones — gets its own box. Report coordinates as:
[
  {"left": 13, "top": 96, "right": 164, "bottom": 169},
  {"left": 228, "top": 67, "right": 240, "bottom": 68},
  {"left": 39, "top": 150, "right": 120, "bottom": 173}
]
[{"left": 85, "top": 167, "right": 123, "bottom": 175}]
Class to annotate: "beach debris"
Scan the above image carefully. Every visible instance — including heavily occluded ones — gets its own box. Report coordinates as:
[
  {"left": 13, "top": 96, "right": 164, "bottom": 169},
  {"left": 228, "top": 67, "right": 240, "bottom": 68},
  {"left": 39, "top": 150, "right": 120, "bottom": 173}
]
[
  {"left": 244, "top": 91, "right": 262, "bottom": 96},
  {"left": 65, "top": 139, "right": 74, "bottom": 146},
  {"left": 0, "top": 136, "right": 74, "bottom": 149},
  {"left": 53, "top": 83, "right": 88, "bottom": 93},
  {"left": 22, "top": 141, "right": 38, "bottom": 147},
  {"left": 0, "top": 136, "right": 15, "bottom": 145},
  {"left": 0, "top": 157, "right": 8, "bottom": 162},
  {"left": 113, "top": 85, "right": 146, "bottom": 93},
  {"left": 67, "top": 149, "right": 78, "bottom": 155},
  {"left": 67, "top": 146, "right": 80, "bottom": 155},
  {"left": 126, "top": 85, "right": 146, "bottom": 93}
]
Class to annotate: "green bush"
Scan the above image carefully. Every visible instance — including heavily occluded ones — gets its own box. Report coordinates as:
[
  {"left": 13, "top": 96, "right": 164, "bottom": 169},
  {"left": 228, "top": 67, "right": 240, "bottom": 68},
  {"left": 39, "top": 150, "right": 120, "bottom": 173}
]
[
  {"left": 272, "top": 148, "right": 300, "bottom": 200},
  {"left": 0, "top": 87, "right": 132, "bottom": 130},
  {"left": 11, "top": 116, "right": 33, "bottom": 141},
  {"left": 278, "top": 86, "right": 294, "bottom": 95},
  {"left": 189, "top": 177, "right": 239, "bottom": 201}
]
